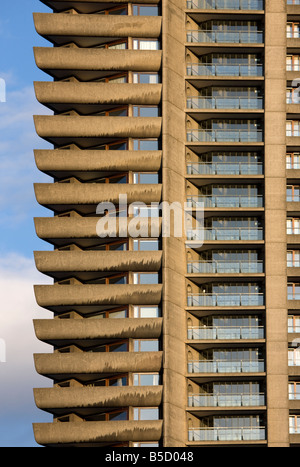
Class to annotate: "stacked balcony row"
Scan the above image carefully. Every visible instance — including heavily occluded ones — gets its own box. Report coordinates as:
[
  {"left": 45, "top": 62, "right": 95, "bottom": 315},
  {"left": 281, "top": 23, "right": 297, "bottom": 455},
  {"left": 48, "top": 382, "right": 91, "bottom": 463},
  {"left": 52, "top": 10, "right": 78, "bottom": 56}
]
[{"left": 33, "top": 1, "right": 165, "bottom": 447}]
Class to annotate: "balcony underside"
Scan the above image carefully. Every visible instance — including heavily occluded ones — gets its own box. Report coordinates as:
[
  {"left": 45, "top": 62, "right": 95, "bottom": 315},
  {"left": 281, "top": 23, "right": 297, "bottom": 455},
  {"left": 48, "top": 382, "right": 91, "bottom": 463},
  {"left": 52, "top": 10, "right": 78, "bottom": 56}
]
[
  {"left": 34, "top": 149, "right": 162, "bottom": 180},
  {"left": 34, "top": 386, "right": 163, "bottom": 415},
  {"left": 34, "top": 284, "right": 163, "bottom": 313},
  {"left": 34, "top": 47, "right": 162, "bottom": 80},
  {"left": 34, "top": 250, "right": 162, "bottom": 280},
  {"left": 33, "top": 420, "right": 163, "bottom": 447},
  {"left": 34, "top": 318, "right": 163, "bottom": 346},
  {"left": 34, "top": 13, "right": 162, "bottom": 47},
  {"left": 34, "top": 351, "right": 163, "bottom": 381},
  {"left": 34, "top": 217, "right": 162, "bottom": 248}
]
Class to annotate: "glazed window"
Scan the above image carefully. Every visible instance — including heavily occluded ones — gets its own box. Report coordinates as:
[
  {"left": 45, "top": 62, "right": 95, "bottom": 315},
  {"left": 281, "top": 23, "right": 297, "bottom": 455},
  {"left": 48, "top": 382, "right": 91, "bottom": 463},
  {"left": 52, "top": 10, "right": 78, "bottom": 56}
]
[
  {"left": 133, "top": 139, "right": 159, "bottom": 150},
  {"left": 98, "top": 74, "right": 128, "bottom": 84},
  {"left": 133, "top": 407, "right": 159, "bottom": 420},
  {"left": 133, "top": 272, "right": 159, "bottom": 284},
  {"left": 132, "top": 204, "right": 160, "bottom": 218},
  {"left": 287, "top": 153, "right": 300, "bottom": 169},
  {"left": 133, "top": 73, "right": 160, "bottom": 84},
  {"left": 133, "top": 239, "right": 160, "bottom": 251},
  {"left": 287, "top": 22, "right": 300, "bottom": 38},
  {"left": 134, "top": 339, "right": 160, "bottom": 352},
  {"left": 133, "top": 106, "right": 160, "bottom": 117},
  {"left": 96, "top": 6, "right": 128, "bottom": 15},
  {"left": 98, "top": 40, "right": 128, "bottom": 50},
  {"left": 132, "top": 5, "right": 159, "bottom": 16},
  {"left": 133, "top": 39, "right": 160, "bottom": 50},
  {"left": 98, "top": 107, "right": 128, "bottom": 117},
  {"left": 133, "top": 173, "right": 159, "bottom": 184},
  {"left": 133, "top": 306, "right": 161, "bottom": 318},
  {"left": 86, "top": 307, "right": 128, "bottom": 319},
  {"left": 133, "top": 373, "right": 161, "bottom": 386}
]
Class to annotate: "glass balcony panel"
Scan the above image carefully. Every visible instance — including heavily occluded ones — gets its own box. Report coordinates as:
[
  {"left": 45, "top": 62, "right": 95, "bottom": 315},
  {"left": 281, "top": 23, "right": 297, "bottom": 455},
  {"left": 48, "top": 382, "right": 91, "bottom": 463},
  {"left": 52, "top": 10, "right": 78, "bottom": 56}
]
[
  {"left": 188, "top": 427, "right": 266, "bottom": 442},
  {"left": 188, "top": 326, "right": 264, "bottom": 340},
  {"left": 187, "top": 97, "right": 263, "bottom": 110},
  {"left": 188, "top": 393, "right": 265, "bottom": 407},
  {"left": 186, "top": 0, "right": 264, "bottom": 10},
  {"left": 186, "top": 64, "right": 263, "bottom": 77},
  {"left": 186, "top": 196, "right": 263, "bottom": 208},
  {"left": 187, "top": 130, "right": 263, "bottom": 143},
  {"left": 188, "top": 360, "right": 264, "bottom": 373}
]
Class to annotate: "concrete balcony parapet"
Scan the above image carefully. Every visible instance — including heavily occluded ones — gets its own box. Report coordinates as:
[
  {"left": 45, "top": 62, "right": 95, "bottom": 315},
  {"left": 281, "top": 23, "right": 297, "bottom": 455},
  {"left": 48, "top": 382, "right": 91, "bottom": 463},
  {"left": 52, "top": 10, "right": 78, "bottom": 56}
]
[
  {"left": 34, "top": 351, "right": 163, "bottom": 377},
  {"left": 33, "top": 116, "right": 162, "bottom": 141},
  {"left": 34, "top": 82, "right": 162, "bottom": 106},
  {"left": 34, "top": 284, "right": 163, "bottom": 310},
  {"left": 33, "top": 13, "right": 162, "bottom": 39},
  {"left": 33, "top": 419, "right": 163, "bottom": 446},
  {"left": 33, "top": 385, "right": 163, "bottom": 410},
  {"left": 34, "top": 183, "right": 162, "bottom": 211},
  {"left": 33, "top": 318, "right": 163, "bottom": 342},
  {"left": 34, "top": 250, "right": 162, "bottom": 273},
  {"left": 34, "top": 149, "right": 162, "bottom": 175},
  {"left": 33, "top": 47, "right": 162, "bottom": 73},
  {"left": 34, "top": 217, "right": 162, "bottom": 243}
]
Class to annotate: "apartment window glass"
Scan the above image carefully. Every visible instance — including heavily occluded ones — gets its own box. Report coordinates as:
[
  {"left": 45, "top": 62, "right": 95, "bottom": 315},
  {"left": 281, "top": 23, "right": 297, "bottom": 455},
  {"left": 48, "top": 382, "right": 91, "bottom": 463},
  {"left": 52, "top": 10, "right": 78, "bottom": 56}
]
[
  {"left": 133, "top": 239, "right": 160, "bottom": 251},
  {"left": 133, "top": 139, "right": 159, "bottom": 150},
  {"left": 287, "top": 218, "right": 300, "bottom": 234},
  {"left": 133, "top": 373, "right": 160, "bottom": 386},
  {"left": 133, "top": 273, "right": 159, "bottom": 284},
  {"left": 133, "top": 106, "right": 159, "bottom": 117},
  {"left": 132, "top": 5, "right": 159, "bottom": 15},
  {"left": 133, "top": 408, "right": 159, "bottom": 420},
  {"left": 133, "top": 73, "right": 160, "bottom": 84},
  {"left": 134, "top": 340, "right": 159, "bottom": 352},
  {"left": 287, "top": 153, "right": 300, "bottom": 169},
  {"left": 133, "top": 173, "right": 159, "bottom": 184},
  {"left": 133, "top": 306, "right": 161, "bottom": 318},
  {"left": 133, "top": 39, "right": 160, "bottom": 50}
]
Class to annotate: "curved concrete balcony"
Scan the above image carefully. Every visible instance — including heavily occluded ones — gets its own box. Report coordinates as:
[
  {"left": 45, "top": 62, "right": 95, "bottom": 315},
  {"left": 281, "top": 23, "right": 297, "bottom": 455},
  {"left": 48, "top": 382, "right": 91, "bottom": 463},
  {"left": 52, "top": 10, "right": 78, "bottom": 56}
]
[
  {"left": 33, "top": 386, "right": 163, "bottom": 412},
  {"left": 33, "top": 47, "right": 162, "bottom": 80},
  {"left": 33, "top": 115, "right": 162, "bottom": 146},
  {"left": 40, "top": 0, "right": 160, "bottom": 14},
  {"left": 34, "top": 183, "right": 162, "bottom": 213},
  {"left": 34, "top": 284, "right": 163, "bottom": 312},
  {"left": 34, "top": 250, "right": 162, "bottom": 280},
  {"left": 33, "top": 420, "right": 163, "bottom": 447},
  {"left": 34, "top": 217, "right": 162, "bottom": 248},
  {"left": 34, "top": 13, "right": 162, "bottom": 46},
  {"left": 34, "top": 318, "right": 163, "bottom": 344},
  {"left": 34, "top": 149, "right": 162, "bottom": 179},
  {"left": 34, "top": 351, "right": 163, "bottom": 380},
  {"left": 34, "top": 82, "right": 162, "bottom": 112}
]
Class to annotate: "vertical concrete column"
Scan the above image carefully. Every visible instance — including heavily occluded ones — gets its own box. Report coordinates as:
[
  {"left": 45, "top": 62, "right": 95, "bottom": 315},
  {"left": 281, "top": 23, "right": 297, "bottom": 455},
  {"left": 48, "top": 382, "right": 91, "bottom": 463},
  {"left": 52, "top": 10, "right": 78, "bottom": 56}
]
[
  {"left": 161, "top": 0, "right": 187, "bottom": 447},
  {"left": 264, "top": 0, "right": 289, "bottom": 447}
]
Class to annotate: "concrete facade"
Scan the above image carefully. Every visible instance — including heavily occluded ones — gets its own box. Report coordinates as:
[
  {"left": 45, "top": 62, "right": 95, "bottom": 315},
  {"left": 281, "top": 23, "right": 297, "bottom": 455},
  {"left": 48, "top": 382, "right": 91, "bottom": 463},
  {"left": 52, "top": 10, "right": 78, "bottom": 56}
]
[{"left": 32, "top": 0, "right": 300, "bottom": 447}]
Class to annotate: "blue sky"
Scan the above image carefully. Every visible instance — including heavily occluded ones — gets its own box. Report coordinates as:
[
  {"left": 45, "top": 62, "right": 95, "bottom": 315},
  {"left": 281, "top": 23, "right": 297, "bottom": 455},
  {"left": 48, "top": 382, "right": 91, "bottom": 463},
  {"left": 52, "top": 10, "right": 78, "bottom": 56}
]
[{"left": 0, "top": 0, "right": 55, "bottom": 447}]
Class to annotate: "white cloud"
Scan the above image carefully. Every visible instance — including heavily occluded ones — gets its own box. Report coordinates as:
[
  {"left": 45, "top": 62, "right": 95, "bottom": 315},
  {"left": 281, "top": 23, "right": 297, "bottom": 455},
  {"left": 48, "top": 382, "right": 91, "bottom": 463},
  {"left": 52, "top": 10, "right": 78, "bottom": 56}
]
[
  {"left": 0, "top": 253, "right": 52, "bottom": 446},
  {"left": 0, "top": 84, "right": 51, "bottom": 226}
]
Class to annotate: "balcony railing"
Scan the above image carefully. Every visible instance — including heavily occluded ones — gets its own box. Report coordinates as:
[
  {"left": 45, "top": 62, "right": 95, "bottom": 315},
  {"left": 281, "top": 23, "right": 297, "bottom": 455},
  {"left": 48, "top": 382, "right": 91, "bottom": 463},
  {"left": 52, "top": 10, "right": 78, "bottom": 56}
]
[
  {"left": 187, "top": 30, "right": 263, "bottom": 44},
  {"left": 287, "top": 0, "right": 300, "bottom": 5},
  {"left": 187, "top": 161, "right": 263, "bottom": 175},
  {"left": 187, "top": 96, "right": 263, "bottom": 110},
  {"left": 186, "top": 227, "right": 264, "bottom": 241},
  {"left": 187, "top": 130, "right": 263, "bottom": 143},
  {"left": 188, "top": 392, "right": 265, "bottom": 407},
  {"left": 187, "top": 293, "right": 264, "bottom": 307},
  {"left": 288, "top": 325, "right": 300, "bottom": 333},
  {"left": 287, "top": 194, "right": 300, "bottom": 202},
  {"left": 186, "top": 0, "right": 264, "bottom": 10},
  {"left": 188, "top": 360, "right": 265, "bottom": 373},
  {"left": 186, "top": 195, "right": 264, "bottom": 208},
  {"left": 188, "top": 326, "right": 264, "bottom": 340},
  {"left": 188, "top": 426, "right": 266, "bottom": 442},
  {"left": 187, "top": 63, "right": 263, "bottom": 77},
  {"left": 187, "top": 260, "right": 264, "bottom": 274},
  {"left": 287, "top": 228, "right": 300, "bottom": 235}
]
